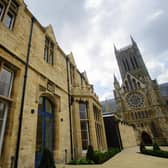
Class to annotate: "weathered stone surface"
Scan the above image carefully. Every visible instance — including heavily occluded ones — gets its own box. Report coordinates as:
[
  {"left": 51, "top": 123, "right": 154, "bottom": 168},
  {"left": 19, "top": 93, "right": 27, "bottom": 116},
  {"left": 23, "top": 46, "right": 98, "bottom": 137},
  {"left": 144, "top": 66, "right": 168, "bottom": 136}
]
[{"left": 0, "top": 0, "right": 107, "bottom": 167}]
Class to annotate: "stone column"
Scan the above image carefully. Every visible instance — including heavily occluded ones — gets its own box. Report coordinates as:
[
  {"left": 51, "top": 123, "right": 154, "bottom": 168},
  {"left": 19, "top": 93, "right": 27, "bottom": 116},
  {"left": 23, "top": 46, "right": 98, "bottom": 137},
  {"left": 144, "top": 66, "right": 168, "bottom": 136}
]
[
  {"left": 87, "top": 99, "right": 98, "bottom": 150},
  {"left": 72, "top": 100, "right": 82, "bottom": 158},
  {"left": 100, "top": 108, "right": 107, "bottom": 150}
]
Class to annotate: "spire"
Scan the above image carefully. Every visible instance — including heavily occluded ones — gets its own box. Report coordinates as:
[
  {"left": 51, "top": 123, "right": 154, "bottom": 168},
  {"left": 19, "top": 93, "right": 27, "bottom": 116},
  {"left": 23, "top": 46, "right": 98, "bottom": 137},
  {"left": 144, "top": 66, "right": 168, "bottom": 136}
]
[
  {"left": 114, "top": 74, "right": 120, "bottom": 89},
  {"left": 114, "top": 74, "right": 118, "bottom": 83},
  {"left": 130, "top": 35, "right": 137, "bottom": 47},
  {"left": 114, "top": 44, "right": 117, "bottom": 55}
]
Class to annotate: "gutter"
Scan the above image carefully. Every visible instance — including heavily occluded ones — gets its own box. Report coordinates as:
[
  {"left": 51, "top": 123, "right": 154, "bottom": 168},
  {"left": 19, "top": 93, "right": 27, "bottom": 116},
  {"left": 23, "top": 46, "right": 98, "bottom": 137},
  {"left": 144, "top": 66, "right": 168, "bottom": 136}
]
[{"left": 14, "top": 16, "right": 35, "bottom": 168}]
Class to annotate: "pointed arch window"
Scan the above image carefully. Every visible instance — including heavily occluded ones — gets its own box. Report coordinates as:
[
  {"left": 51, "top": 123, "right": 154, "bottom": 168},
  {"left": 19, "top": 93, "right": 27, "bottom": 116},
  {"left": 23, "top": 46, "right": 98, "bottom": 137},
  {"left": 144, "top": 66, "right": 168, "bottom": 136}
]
[
  {"left": 122, "top": 60, "right": 127, "bottom": 71},
  {"left": 127, "top": 75, "right": 133, "bottom": 90},
  {"left": 130, "top": 57, "right": 136, "bottom": 69},
  {"left": 125, "top": 81, "right": 129, "bottom": 91},
  {"left": 125, "top": 59, "right": 130, "bottom": 71},
  {"left": 133, "top": 56, "right": 139, "bottom": 68},
  {"left": 137, "top": 82, "right": 141, "bottom": 88},
  {"left": 132, "top": 79, "right": 137, "bottom": 90}
]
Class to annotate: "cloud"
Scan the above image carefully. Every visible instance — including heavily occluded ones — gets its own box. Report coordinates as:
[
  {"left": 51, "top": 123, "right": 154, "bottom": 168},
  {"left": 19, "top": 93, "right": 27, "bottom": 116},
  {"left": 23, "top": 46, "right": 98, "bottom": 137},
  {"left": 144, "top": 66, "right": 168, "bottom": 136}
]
[
  {"left": 85, "top": 0, "right": 103, "bottom": 10},
  {"left": 24, "top": 0, "right": 168, "bottom": 101},
  {"left": 146, "top": 9, "right": 164, "bottom": 22}
]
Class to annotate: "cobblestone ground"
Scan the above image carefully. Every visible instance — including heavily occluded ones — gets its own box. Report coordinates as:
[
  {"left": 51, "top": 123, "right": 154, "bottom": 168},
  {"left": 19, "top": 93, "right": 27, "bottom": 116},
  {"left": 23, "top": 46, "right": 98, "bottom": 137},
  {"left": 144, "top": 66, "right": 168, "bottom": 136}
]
[{"left": 57, "top": 147, "right": 168, "bottom": 168}]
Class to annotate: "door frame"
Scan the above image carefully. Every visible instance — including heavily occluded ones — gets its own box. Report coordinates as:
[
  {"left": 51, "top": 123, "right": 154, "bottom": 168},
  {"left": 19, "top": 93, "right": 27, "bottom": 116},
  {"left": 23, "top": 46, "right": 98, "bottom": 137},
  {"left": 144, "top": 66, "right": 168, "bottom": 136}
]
[{"left": 35, "top": 96, "right": 54, "bottom": 168}]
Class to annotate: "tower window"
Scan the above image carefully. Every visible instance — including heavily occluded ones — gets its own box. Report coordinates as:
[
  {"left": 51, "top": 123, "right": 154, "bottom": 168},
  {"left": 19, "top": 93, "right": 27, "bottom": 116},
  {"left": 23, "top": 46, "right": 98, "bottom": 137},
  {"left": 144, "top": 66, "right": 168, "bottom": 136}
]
[
  {"left": 130, "top": 57, "right": 136, "bottom": 69},
  {"left": 44, "top": 37, "right": 54, "bottom": 65},
  {"left": 122, "top": 60, "right": 127, "bottom": 71},
  {"left": 125, "top": 59, "right": 130, "bottom": 71},
  {"left": 133, "top": 56, "right": 139, "bottom": 68}
]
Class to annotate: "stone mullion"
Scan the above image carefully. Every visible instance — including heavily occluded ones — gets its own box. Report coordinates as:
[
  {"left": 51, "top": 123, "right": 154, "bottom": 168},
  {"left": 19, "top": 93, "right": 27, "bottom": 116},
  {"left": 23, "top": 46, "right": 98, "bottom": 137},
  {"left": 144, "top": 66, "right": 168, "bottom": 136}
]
[{"left": 99, "top": 108, "right": 107, "bottom": 150}]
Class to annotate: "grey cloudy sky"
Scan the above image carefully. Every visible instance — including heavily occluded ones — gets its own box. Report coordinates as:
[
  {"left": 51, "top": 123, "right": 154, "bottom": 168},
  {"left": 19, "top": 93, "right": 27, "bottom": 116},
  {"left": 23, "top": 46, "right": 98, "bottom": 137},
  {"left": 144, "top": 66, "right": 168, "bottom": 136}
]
[{"left": 24, "top": 0, "right": 168, "bottom": 100}]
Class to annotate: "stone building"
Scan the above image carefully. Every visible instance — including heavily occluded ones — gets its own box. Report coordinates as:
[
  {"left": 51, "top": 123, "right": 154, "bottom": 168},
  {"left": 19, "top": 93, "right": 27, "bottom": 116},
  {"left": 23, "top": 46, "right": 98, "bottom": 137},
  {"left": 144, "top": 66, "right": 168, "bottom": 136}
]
[
  {"left": 113, "top": 37, "right": 168, "bottom": 145},
  {"left": 0, "top": 0, "right": 107, "bottom": 167}
]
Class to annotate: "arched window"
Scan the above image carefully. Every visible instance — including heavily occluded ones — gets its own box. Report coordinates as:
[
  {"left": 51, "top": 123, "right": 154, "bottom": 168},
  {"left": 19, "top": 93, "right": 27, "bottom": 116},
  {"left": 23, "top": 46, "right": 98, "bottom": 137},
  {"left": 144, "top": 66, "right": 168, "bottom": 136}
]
[
  {"left": 130, "top": 57, "right": 136, "bottom": 69},
  {"left": 137, "top": 82, "right": 141, "bottom": 88},
  {"left": 133, "top": 56, "right": 139, "bottom": 68},
  {"left": 127, "top": 75, "right": 133, "bottom": 90},
  {"left": 123, "top": 86, "right": 126, "bottom": 92},
  {"left": 122, "top": 60, "right": 127, "bottom": 71},
  {"left": 132, "top": 79, "right": 137, "bottom": 90},
  {"left": 125, "top": 81, "right": 129, "bottom": 91},
  {"left": 125, "top": 59, "right": 130, "bottom": 71}
]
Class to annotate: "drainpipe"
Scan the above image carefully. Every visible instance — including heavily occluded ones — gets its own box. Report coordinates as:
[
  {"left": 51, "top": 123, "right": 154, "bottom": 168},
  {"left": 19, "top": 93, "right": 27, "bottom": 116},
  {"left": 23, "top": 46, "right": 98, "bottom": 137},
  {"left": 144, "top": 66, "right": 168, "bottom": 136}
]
[
  {"left": 14, "top": 16, "right": 35, "bottom": 168},
  {"left": 66, "top": 57, "right": 73, "bottom": 160}
]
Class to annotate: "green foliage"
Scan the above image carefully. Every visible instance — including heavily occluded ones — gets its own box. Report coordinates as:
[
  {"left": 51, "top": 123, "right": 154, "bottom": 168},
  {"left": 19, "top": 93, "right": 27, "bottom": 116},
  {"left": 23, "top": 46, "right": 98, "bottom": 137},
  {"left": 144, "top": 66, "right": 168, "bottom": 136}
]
[
  {"left": 141, "top": 149, "right": 168, "bottom": 158},
  {"left": 38, "top": 148, "right": 56, "bottom": 168},
  {"left": 140, "top": 142, "right": 168, "bottom": 158},
  {"left": 153, "top": 142, "right": 160, "bottom": 151},
  {"left": 69, "top": 158, "right": 94, "bottom": 164},
  {"left": 86, "top": 145, "right": 94, "bottom": 161},
  {"left": 91, "top": 148, "right": 120, "bottom": 164},
  {"left": 139, "top": 142, "right": 145, "bottom": 153},
  {"left": 69, "top": 147, "right": 120, "bottom": 165}
]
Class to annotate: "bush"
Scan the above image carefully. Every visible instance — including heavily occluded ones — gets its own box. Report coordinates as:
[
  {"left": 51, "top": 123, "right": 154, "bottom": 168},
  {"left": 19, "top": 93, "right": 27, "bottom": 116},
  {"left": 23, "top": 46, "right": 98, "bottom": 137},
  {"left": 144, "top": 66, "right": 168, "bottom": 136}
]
[
  {"left": 142, "top": 149, "right": 168, "bottom": 158},
  {"left": 140, "top": 143, "right": 168, "bottom": 158},
  {"left": 69, "top": 147, "right": 120, "bottom": 165},
  {"left": 140, "top": 142, "right": 145, "bottom": 153},
  {"left": 38, "top": 148, "right": 56, "bottom": 168},
  {"left": 153, "top": 143, "right": 160, "bottom": 151},
  {"left": 92, "top": 148, "right": 120, "bottom": 164},
  {"left": 86, "top": 145, "right": 94, "bottom": 161},
  {"left": 69, "top": 158, "right": 94, "bottom": 165},
  {"left": 69, "top": 159, "right": 78, "bottom": 164}
]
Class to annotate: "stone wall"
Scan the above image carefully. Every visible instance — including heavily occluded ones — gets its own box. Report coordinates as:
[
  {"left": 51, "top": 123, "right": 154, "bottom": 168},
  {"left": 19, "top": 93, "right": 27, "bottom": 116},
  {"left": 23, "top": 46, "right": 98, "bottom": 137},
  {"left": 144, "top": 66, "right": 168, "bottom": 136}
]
[{"left": 119, "top": 122, "right": 137, "bottom": 148}]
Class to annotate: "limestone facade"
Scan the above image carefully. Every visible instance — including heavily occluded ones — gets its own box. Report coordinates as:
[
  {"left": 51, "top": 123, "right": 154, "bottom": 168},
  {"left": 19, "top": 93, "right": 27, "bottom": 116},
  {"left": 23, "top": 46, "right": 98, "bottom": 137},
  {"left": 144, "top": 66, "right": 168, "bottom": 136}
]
[
  {"left": 119, "top": 122, "right": 137, "bottom": 148},
  {"left": 0, "top": 0, "right": 107, "bottom": 167},
  {"left": 114, "top": 37, "right": 168, "bottom": 145}
]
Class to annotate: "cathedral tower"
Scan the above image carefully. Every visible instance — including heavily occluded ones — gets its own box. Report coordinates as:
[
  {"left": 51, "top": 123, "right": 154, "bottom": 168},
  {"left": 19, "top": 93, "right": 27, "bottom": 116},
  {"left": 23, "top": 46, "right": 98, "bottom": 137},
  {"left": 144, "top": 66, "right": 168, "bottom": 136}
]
[
  {"left": 113, "top": 37, "right": 168, "bottom": 145},
  {"left": 115, "top": 36, "right": 150, "bottom": 81}
]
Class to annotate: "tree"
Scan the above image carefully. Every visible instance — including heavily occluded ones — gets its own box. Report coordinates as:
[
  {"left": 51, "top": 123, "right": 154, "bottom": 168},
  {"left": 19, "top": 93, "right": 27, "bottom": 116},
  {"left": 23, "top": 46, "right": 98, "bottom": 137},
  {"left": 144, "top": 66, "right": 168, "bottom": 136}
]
[
  {"left": 38, "top": 148, "right": 56, "bottom": 168},
  {"left": 86, "top": 145, "right": 94, "bottom": 161}
]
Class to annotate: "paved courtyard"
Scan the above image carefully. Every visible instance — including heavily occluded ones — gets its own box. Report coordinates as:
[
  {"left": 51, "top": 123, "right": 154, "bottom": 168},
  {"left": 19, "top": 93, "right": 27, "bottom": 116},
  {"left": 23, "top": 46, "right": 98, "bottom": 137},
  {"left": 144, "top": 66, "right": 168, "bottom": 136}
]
[{"left": 57, "top": 147, "right": 168, "bottom": 168}]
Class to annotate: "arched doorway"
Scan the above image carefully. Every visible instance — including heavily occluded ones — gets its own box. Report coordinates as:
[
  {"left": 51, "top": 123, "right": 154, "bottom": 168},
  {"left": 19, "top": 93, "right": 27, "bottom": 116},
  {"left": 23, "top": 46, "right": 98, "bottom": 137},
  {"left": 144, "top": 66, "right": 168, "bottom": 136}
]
[
  {"left": 35, "top": 96, "right": 54, "bottom": 168},
  {"left": 141, "top": 131, "right": 152, "bottom": 145}
]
